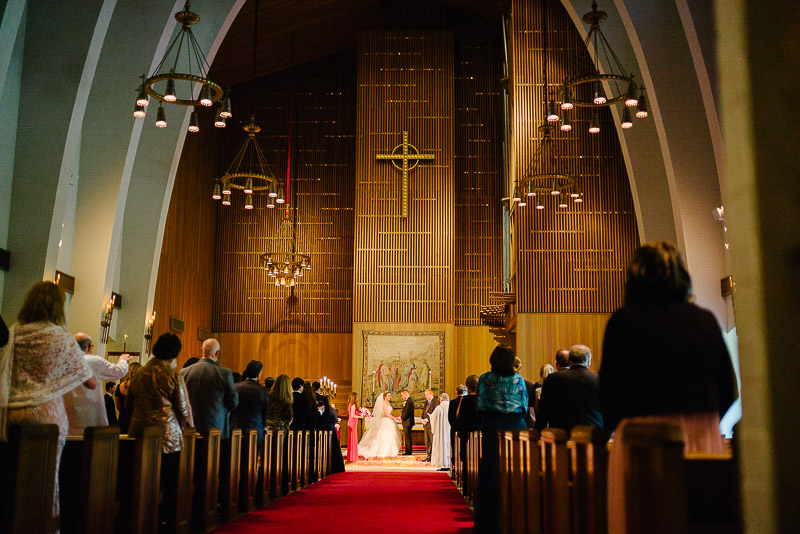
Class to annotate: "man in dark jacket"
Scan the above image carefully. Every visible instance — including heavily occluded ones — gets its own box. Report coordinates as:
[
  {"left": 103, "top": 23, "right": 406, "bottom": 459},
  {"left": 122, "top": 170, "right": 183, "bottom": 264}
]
[
  {"left": 457, "top": 375, "right": 480, "bottom": 492},
  {"left": 400, "top": 389, "right": 416, "bottom": 455},
  {"left": 230, "top": 360, "right": 269, "bottom": 444},
  {"left": 180, "top": 338, "right": 238, "bottom": 438},
  {"left": 290, "top": 377, "right": 313, "bottom": 430},
  {"left": 448, "top": 384, "right": 467, "bottom": 467},
  {"left": 535, "top": 344, "right": 603, "bottom": 432}
]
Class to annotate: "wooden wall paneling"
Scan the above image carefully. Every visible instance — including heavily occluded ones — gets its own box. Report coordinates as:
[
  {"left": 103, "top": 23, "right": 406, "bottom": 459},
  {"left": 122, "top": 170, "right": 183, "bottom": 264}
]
[
  {"left": 152, "top": 108, "right": 220, "bottom": 357},
  {"left": 213, "top": 50, "right": 356, "bottom": 333},
  {"left": 454, "top": 18, "right": 504, "bottom": 325},
  {"left": 353, "top": 31, "right": 454, "bottom": 323},
  {"left": 509, "top": 0, "right": 639, "bottom": 314},
  {"left": 452, "top": 325, "right": 502, "bottom": 389}
]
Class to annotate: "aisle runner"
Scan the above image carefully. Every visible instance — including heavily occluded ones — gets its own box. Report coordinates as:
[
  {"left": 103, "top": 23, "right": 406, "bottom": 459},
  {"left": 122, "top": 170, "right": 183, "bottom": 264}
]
[{"left": 214, "top": 472, "right": 473, "bottom": 533}]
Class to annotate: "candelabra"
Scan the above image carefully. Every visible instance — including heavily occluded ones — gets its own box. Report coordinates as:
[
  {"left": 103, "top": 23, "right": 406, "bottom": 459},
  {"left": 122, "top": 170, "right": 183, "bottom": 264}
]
[
  {"left": 99, "top": 294, "right": 116, "bottom": 343},
  {"left": 319, "top": 376, "right": 337, "bottom": 398},
  {"left": 144, "top": 311, "right": 156, "bottom": 355}
]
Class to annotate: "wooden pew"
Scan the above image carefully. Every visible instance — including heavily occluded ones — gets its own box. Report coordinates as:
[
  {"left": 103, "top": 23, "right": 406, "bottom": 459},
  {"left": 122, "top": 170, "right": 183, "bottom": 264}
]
[
  {"left": 169, "top": 427, "right": 196, "bottom": 534},
  {"left": 0, "top": 424, "right": 60, "bottom": 534},
  {"left": 283, "top": 430, "right": 295, "bottom": 495},
  {"left": 452, "top": 433, "right": 461, "bottom": 489},
  {"left": 116, "top": 427, "right": 163, "bottom": 534},
  {"left": 238, "top": 429, "right": 258, "bottom": 513},
  {"left": 570, "top": 426, "right": 608, "bottom": 534},
  {"left": 219, "top": 429, "right": 242, "bottom": 522},
  {"left": 612, "top": 421, "right": 689, "bottom": 534},
  {"left": 257, "top": 430, "right": 273, "bottom": 506},
  {"left": 540, "top": 428, "right": 570, "bottom": 534},
  {"left": 191, "top": 429, "right": 221, "bottom": 533},
  {"left": 301, "top": 430, "right": 311, "bottom": 487},
  {"left": 467, "top": 431, "right": 482, "bottom": 508},
  {"left": 685, "top": 452, "right": 742, "bottom": 534},
  {"left": 60, "top": 426, "right": 120, "bottom": 534},
  {"left": 269, "top": 430, "right": 285, "bottom": 500},
  {"left": 498, "top": 429, "right": 542, "bottom": 534}
]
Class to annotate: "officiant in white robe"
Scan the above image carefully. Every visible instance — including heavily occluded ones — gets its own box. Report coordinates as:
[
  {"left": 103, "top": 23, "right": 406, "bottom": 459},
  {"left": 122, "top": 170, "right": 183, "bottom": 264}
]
[{"left": 430, "top": 393, "right": 451, "bottom": 469}]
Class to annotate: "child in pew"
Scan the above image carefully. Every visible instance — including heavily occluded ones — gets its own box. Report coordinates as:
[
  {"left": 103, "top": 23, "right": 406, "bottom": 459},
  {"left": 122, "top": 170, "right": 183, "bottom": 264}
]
[{"left": 126, "top": 332, "right": 190, "bottom": 531}]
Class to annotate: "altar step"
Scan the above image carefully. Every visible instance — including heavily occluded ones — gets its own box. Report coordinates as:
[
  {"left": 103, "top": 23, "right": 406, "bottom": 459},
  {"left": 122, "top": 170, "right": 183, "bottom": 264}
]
[{"left": 345, "top": 453, "right": 443, "bottom": 471}]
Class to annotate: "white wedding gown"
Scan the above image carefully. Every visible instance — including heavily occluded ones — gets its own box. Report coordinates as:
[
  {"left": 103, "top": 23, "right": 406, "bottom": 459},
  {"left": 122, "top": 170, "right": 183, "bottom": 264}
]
[{"left": 357, "top": 393, "right": 401, "bottom": 458}]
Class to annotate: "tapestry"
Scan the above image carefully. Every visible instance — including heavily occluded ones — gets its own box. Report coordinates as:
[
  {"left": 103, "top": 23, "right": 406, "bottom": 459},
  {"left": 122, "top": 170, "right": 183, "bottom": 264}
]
[{"left": 362, "top": 330, "right": 445, "bottom": 408}]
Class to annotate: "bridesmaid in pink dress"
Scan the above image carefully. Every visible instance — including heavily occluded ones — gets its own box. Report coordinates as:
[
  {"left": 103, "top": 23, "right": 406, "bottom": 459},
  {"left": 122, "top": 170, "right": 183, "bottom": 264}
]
[{"left": 346, "top": 392, "right": 363, "bottom": 462}]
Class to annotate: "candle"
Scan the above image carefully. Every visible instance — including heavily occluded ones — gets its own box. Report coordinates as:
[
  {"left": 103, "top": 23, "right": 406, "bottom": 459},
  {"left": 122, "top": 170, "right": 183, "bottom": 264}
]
[
  {"left": 372, "top": 371, "right": 376, "bottom": 392},
  {"left": 429, "top": 370, "right": 432, "bottom": 388}
]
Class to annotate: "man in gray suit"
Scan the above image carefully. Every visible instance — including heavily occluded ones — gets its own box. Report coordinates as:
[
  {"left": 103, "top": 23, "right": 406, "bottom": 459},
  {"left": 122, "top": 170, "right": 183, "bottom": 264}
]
[{"left": 180, "top": 338, "right": 238, "bottom": 438}]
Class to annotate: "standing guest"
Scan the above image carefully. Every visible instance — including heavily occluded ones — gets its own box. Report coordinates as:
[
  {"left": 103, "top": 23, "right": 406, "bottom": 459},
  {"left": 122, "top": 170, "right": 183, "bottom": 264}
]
[
  {"left": 474, "top": 345, "right": 529, "bottom": 533},
  {"left": 290, "top": 377, "right": 313, "bottom": 431},
  {"left": 116, "top": 362, "right": 142, "bottom": 433},
  {"left": 535, "top": 345, "right": 602, "bottom": 432},
  {"left": 430, "top": 392, "right": 451, "bottom": 470},
  {"left": 266, "top": 374, "right": 293, "bottom": 431},
  {"left": 346, "top": 392, "right": 364, "bottom": 462},
  {"left": 448, "top": 384, "right": 467, "bottom": 468},
  {"left": 104, "top": 382, "right": 118, "bottom": 424},
  {"left": 182, "top": 357, "right": 199, "bottom": 369},
  {"left": 0, "top": 281, "right": 96, "bottom": 518},
  {"left": 126, "top": 332, "right": 189, "bottom": 531},
  {"left": 514, "top": 357, "right": 537, "bottom": 428},
  {"left": 232, "top": 372, "right": 242, "bottom": 384},
  {"left": 555, "top": 349, "right": 571, "bottom": 371},
  {"left": 456, "top": 375, "right": 480, "bottom": 484},
  {"left": 180, "top": 338, "right": 238, "bottom": 438},
  {"left": 230, "top": 360, "right": 269, "bottom": 445},
  {"left": 314, "top": 381, "right": 345, "bottom": 473},
  {"left": 600, "top": 242, "right": 739, "bottom": 533},
  {"left": 264, "top": 376, "right": 275, "bottom": 392},
  {"left": 420, "top": 388, "right": 440, "bottom": 462},
  {"left": 400, "top": 389, "right": 416, "bottom": 455},
  {"left": 533, "top": 364, "right": 555, "bottom": 415},
  {"left": 64, "top": 332, "right": 130, "bottom": 435}
]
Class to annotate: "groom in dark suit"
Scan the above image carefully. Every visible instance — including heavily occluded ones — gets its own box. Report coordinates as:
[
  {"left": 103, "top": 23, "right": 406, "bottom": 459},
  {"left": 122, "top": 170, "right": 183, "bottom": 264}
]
[{"left": 400, "top": 389, "right": 415, "bottom": 455}]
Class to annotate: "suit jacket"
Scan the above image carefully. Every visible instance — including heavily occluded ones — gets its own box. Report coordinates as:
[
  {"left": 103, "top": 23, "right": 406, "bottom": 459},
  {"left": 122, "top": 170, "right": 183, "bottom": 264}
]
[
  {"left": 401, "top": 397, "right": 416, "bottom": 427},
  {"left": 180, "top": 357, "right": 238, "bottom": 438},
  {"left": 535, "top": 365, "right": 602, "bottom": 432},
  {"left": 104, "top": 393, "right": 118, "bottom": 425},
  {"left": 448, "top": 396, "right": 463, "bottom": 433},
  {"left": 456, "top": 394, "right": 479, "bottom": 439},
  {"left": 290, "top": 391, "right": 314, "bottom": 431},
  {"left": 422, "top": 397, "right": 439, "bottom": 428},
  {"left": 315, "top": 393, "right": 337, "bottom": 431},
  {"left": 230, "top": 379, "right": 269, "bottom": 443}
]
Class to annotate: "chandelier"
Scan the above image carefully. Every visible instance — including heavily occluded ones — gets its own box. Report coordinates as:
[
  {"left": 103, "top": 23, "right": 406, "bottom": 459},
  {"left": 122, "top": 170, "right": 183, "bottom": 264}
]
[
  {"left": 513, "top": 0, "right": 577, "bottom": 210},
  {"left": 259, "top": 213, "right": 311, "bottom": 288},
  {"left": 549, "top": 1, "right": 647, "bottom": 133},
  {"left": 132, "top": 1, "right": 232, "bottom": 131},
  {"left": 214, "top": 116, "right": 283, "bottom": 209}
]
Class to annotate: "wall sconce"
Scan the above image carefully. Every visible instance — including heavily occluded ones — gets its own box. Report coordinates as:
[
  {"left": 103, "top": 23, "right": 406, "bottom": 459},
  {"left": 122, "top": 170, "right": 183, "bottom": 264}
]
[
  {"left": 100, "top": 293, "right": 117, "bottom": 343},
  {"left": 144, "top": 311, "right": 156, "bottom": 355}
]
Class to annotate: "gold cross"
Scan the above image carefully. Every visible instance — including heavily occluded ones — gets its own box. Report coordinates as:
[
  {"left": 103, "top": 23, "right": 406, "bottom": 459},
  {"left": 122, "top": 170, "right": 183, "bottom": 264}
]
[{"left": 375, "top": 131, "right": 435, "bottom": 217}]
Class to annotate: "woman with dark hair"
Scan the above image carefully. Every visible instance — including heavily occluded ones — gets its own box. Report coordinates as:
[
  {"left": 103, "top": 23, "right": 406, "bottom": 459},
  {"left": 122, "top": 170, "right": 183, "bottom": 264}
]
[
  {"left": 600, "top": 242, "right": 738, "bottom": 448},
  {"left": 231, "top": 360, "right": 269, "bottom": 445},
  {"left": 266, "top": 374, "right": 293, "bottom": 431},
  {"left": 474, "top": 344, "right": 529, "bottom": 533},
  {"left": 0, "top": 281, "right": 96, "bottom": 517},
  {"left": 601, "top": 242, "right": 739, "bottom": 533},
  {"left": 126, "top": 332, "right": 189, "bottom": 530}
]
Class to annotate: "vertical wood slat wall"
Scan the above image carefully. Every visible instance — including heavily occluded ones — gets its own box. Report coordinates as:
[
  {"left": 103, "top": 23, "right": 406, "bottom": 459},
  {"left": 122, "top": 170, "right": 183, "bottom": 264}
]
[
  {"left": 509, "top": 0, "right": 639, "bottom": 314},
  {"left": 454, "top": 21, "right": 504, "bottom": 325},
  {"left": 152, "top": 117, "right": 220, "bottom": 358},
  {"left": 213, "top": 51, "right": 356, "bottom": 333},
  {"left": 353, "top": 31, "right": 454, "bottom": 323}
]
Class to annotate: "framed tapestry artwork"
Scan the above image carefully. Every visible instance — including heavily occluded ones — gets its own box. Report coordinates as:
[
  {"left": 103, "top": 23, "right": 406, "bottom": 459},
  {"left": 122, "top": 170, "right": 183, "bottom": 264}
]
[{"left": 362, "top": 330, "right": 445, "bottom": 409}]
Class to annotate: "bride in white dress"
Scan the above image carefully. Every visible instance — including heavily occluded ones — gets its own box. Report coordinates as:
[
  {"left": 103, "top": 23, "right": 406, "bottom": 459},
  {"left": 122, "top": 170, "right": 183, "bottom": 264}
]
[{"left": 357, "top": 392, "right": 402, "bottom": 458}]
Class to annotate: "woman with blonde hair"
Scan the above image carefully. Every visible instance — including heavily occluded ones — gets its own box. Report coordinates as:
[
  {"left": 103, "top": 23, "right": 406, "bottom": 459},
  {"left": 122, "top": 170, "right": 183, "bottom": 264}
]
[
  {"left": 266, "top": 373, "right": 293, "bottom": 430},
  {"left": 0, "top": 281, "right": 96, "bottom": 517}
]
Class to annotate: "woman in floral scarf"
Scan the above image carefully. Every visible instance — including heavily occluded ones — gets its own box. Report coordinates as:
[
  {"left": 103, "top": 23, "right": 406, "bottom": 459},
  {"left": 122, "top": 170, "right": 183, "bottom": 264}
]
[{"left": 0, "top": 281, "right": 96, "bottom": 517}]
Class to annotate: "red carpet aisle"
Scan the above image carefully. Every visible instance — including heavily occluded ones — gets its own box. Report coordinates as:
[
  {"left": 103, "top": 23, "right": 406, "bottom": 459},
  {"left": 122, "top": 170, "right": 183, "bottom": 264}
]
[{"left": 213, "top": 472, "right": 473, "bottom": 533}]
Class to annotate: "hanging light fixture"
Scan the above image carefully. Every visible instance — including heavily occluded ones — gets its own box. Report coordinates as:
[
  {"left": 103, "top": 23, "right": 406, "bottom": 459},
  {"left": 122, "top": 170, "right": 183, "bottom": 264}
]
[
  {"left": 214, "top": 0, "right": 279, "bottom": 208},
  {"left": 513, "top": 1, "right": 576, "bottom": 211},
  {"left": 132, "top": 1, "right": 229, "bottom": 131},
  {"left": 555, "top": 1, "right": 648, "bottom": 133}
]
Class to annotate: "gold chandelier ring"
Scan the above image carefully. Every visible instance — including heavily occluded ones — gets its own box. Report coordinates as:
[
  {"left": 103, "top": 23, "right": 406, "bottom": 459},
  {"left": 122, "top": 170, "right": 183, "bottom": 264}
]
[{"left": 144, "top": 72, "right": 223, "bottom": 106}]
